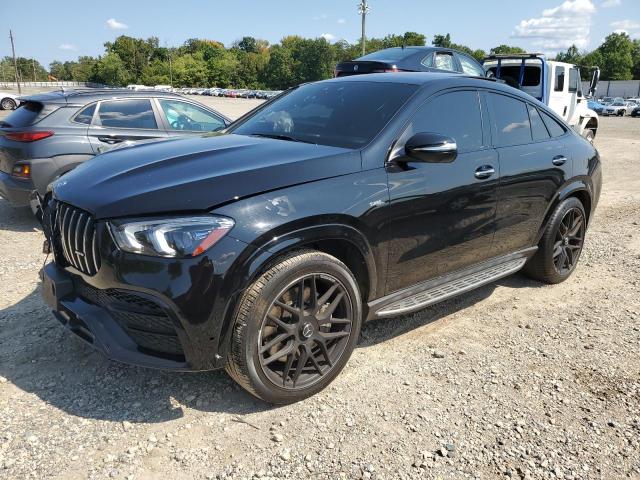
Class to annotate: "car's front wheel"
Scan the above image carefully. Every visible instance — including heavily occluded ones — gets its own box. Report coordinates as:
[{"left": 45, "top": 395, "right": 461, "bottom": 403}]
[
  {"left": 1, "top": 97, "right": 16, "bottom": 110},
  {"left": 523, "top": 197, "right": 587, "bottom": 284},
  {"left": 226, "top": 250, "right": 362, "bottom": 404}
]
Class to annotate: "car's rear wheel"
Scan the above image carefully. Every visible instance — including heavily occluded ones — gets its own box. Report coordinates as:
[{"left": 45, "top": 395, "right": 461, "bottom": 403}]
[
  {"left": 523, "top": 197, "right": 587, "bottom": 284},
  {"left": 1, "top": 97, "right": 16, "bottom": 110},
  {"left": 226, "top": 250, "right": 362, "bottom": 404}
]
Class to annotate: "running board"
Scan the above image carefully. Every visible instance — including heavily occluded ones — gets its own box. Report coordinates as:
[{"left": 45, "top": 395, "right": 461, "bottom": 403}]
[{"left": 371, "top": 256, "right": 528, "bottom": 318}]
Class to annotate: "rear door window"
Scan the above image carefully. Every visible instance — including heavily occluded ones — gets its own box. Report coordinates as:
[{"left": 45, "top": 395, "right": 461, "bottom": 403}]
[
  {"left": 96, "top": 99, "right": 158, "bottom": 129},
  {"left": 569, "top": 67, "right": 580, "bottom": 94},
  {"left": 488, "top": 93, "right": 532, "bottom": 147},
  {"left": 406, "top": 90, "right": 484, "bottom": 152},
  {"left": 528, "top": 105, "right": 550, "bottom": 141},
  {"left": 72, "top": 104, "right": 96, "bottom": 125},
  {"left": 555, "top": 66, "right": 566, "bottom": 92},
  {"left": 540, "top": 111, "right": 566, "bottom": 137},
  {"left": 458, "top": 54, "right": 485, "bottom": 76},
  {"left": 433, "top": 52, "right": 456, "bottom": 71}
]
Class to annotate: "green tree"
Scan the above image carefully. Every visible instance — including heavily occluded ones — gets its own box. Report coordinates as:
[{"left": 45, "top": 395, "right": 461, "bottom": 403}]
[
  {"left": 489, "top": 44, "right": 526, "bottom": 55},
  {"left": 597, "top": 32, "right": 634, "bottom": 80},
  {"left": 91, "top": 53, "right": 130, "bottom": 86},
  {"left": 555, "top": 45, "right": 582, "bottom": 64},
  {"left": 263, "top": 45, "right": 295, "bottom": 89}
]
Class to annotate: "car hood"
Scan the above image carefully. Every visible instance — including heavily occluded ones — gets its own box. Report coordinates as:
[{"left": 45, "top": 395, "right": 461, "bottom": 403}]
[{"left": 53, "top": 133, "right": 359, "bottom": 219}]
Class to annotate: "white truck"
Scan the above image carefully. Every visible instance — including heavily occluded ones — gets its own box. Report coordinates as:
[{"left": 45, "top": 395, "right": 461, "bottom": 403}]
[{"left": 483, "top": 54, "right": 600, "bottom": 142}]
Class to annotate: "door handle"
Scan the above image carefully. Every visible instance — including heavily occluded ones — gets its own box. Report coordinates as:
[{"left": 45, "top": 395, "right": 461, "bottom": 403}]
[
  {"left": 97, "top": 136, "right": 123, "bottom": 144},
  {"left": 474, "top": 165, "right": 495, "bottom": 180},
  {"left": 552, "top": 155, "right": 567, "bottom": 166}
]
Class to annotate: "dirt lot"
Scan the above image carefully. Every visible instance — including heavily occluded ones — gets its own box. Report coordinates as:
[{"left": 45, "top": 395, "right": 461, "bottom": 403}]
[{"left": 0, "top": 101, "right": 639, "bottom": 480}]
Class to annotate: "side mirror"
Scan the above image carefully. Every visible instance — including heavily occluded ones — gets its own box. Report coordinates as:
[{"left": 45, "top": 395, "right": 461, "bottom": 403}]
[{"left": 404, "top": 132, "right": 457, "bottom": 163}]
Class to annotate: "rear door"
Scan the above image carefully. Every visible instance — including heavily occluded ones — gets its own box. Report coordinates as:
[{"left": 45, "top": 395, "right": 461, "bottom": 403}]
[
  {"left": 485, "top": 92, "right": 571, "bottom": 257},
  {"left": 87, "top": 98, "right": 167, "bottom": 154}
]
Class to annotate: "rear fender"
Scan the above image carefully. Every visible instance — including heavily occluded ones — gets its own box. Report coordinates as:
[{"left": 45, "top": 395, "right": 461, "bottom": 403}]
[
  {"left": 535, "top": 179, "right": 593, "bottom": 243},
  {"left": 30, "top": 154, "right": 93, "bottom": 195}
]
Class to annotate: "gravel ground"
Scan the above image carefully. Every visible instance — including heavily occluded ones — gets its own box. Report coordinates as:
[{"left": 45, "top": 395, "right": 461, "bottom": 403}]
[{"left": 0, "top": 103, "right": 639, "bottom": 480}]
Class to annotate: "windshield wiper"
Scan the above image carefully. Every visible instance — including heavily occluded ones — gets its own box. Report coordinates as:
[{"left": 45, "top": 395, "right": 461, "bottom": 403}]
[{"left": 249, "top": 133, "right": 313, "bottom": 144}]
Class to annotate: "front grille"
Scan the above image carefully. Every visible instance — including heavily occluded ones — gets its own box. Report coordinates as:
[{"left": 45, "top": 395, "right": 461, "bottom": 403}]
[
  {"left": 77, "top": 283, "right": 184, "bottom": 357},
  {"left": 55, "top": 203, "right": 101, "bottom": 276}
]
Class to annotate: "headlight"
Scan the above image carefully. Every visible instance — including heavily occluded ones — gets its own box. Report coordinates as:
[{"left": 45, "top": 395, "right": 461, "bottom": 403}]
[{"left": 108, "top": 216, "right": 235, "bottom": 258}]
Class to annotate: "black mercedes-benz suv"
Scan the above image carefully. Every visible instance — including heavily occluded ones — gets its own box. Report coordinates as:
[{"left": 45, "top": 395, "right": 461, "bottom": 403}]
[{"left": 40, "top": 73, "right": 602, "bottom": 403}]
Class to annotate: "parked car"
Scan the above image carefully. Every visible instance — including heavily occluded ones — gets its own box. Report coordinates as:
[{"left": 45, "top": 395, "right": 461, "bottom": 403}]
[
  {"left": 40, "top": 73, "right": 601, "bottom": 404},
  {"left": 0, "top": 89, "right": 230, "bottom": 208},
  {"left": 587, "top": 100, "right": 605, "bottom": 114},
  {"left": 631, "top": 105, "right": 640, "bottom": 117},
  {"left": 335, "top": 46, "right": 486, "bottom": 77},
  {"left": 0, "top": 90, "right": 20, "bottom": 110},
  {"left": 601, "top": 100, "right": 635, "bottom": 116}
]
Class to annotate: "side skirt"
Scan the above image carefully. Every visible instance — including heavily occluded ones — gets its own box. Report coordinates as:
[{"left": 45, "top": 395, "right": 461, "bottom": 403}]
[{"left": 367, "top": 247, "right": 537, "bottom": 320}]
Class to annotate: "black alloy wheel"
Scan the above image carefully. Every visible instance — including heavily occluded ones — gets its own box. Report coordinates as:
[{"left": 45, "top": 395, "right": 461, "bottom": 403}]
[
  {"left": 226, "top": 250, "right": 362, "bottom": 404},
  {"left": 258, "top": 273, "right": 353, "bottom": 389},
  {"left": 523, "top": 197, "right": 587, "bottom": 284},
  {"left": 552, "top": 207, "right": 585, "bottom": 275}
]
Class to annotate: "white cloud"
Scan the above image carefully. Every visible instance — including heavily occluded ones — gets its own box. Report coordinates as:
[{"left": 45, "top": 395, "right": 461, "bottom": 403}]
[
  {"left": 337, "top": 18, "right": 346, "bottom": 24},
  {"left": 313, "top": 14, "right": 328, "bottom": 21},
  {"left": 512, "top": 0, "right": 596, "bottom": 53},
  {"left": 611, "top": 19, "right": 640, "bottom": 30},
  {"left": 601, "top": 0, "right": 621, "bottom": 7},
  {"left": 58, "top": 43, "right": 77, "bottom": 51},
  {"left": 106, "top": 18, "right": 128, "bottom": 30},
  {"left": 321, "top": 33, "right": 336, "bottom": 41}
]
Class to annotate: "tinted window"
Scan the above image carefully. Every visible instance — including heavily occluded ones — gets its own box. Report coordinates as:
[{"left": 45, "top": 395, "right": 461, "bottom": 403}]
[
  {"left": 458, "top": 54, "right": 485, "bottom": 76},
  {"left": 488, "top": 93, "right": 532, "bottom": 147},
  {"left": 408, "top": 91, "right": 483, "bottom": 152},
  {"left": 2, "top": 101, "right": 44, "bottom": 127},
  {"left": 528, "top": 105, "right": 550, "bottom": 141},
  {"left": 434, "top": 52, "right": 455, "bottom": 71},
  {"left": 159, "top": 100, "right": 226, "bottom": 132},
  {"left": 357, "top": 48, "right": 418, "bottom": 62},
  {"left": 486, "top": 65, "right": 541, "bottom": 87},
  {"left": 97, "top": 99, "right": 157, "bottom": 129},
  {"left": 555, "top": 66, "right": 565, "bottom": 92},
  {"left": 231, "top": 82, "right": 418, "bottom": 149},
  {"left": 73, "top": 104, "right": 96, "bottom": 124},
  {"left": 569, "top": 68, "right": 579, "bottom": 93},
  {"left": 540, "top": 111, "right": 566, "bottom": 137}
]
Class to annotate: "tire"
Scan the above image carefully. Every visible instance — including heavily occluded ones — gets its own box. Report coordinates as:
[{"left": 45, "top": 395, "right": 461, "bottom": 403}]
[
  {"left": 1, "top": 97, "right": 16, "bottom": 110},
  {"left": 583, "top": 129, "right": 595, "bottom": 143},
  {"left": 523, "top": 197, "right": 587, "bottom": 284},
  {"left": 226, "top": 250, "right": 363, "bottom": 404}
]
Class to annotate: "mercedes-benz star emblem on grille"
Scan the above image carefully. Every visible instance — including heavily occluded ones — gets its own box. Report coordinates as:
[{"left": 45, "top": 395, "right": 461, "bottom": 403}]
[{"left": 354, "top": 65, "right": 359, "bottom": 71}]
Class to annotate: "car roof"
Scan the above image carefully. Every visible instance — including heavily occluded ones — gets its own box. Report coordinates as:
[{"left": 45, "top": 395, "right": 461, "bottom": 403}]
[{"left": 20, "top": 88, "right": 186, "bottom": 106}]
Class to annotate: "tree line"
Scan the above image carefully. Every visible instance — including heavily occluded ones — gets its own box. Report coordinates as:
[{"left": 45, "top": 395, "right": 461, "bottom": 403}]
[{"left": 2, "top": 31, "right": 639, "bottom": 90}]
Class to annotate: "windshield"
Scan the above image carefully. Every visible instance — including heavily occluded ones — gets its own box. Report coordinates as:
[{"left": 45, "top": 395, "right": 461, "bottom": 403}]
[
  {"left": 612, "top": 102, "right": 624, "bottom": 106},
  {"left": 2, "top": 101, "right": 44, "bottom": 127},
  {"left": 230, "top": 81, "right": 418, "bottom": 149}
]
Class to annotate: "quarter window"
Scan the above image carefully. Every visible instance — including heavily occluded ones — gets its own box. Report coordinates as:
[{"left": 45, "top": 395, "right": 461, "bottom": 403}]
[
  {"left": 406, "top": 91, "right": 483, "bottom": 152},
  {"left": 73, "top": 104, "right": 96, "bottom": 125},
  {"left": 458, "top": 55, "right": 485, "bottom": 76},
  {"left": 540, "top": 111, "right": 566, "bottom": 137},
  {"left": 554, "top": 66, "right": 566, "bottom": 92},
  {"left": 488, "top": 93, "right": 532, "bottom": 147},
  {"left": 159, "top": 100, "right": 226, "bottom": 132},
  {"left": 528, "top": 105, "right": 550, "bottom": 141},
  {"left": 97, "top": 99, "right": 158, "bottom": 129}
]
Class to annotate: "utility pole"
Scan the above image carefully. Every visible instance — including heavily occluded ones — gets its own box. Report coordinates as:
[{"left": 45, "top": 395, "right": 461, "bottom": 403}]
[
  {"left": 32, "top": 59, "right": 36, "bottom": 82},
  {"left": 9, "top": 29, "right": 21, "bottom": 94},
  {"left": 169, "top": 53, "right": 173, "bottom": 87},
  {"left": 357, "top": 0, "right": 370, "bottom": 56}
]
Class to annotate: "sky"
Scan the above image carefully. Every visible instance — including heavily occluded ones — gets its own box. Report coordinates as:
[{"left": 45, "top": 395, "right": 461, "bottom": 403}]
[{"left": 0, "top": 0, "right": 638, "bottom": 68}]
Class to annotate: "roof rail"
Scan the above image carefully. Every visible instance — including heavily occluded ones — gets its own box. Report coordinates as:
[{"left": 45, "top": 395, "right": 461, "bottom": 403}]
[{"left": 484, "top": 53, "right": 545, "bottom": 60}]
